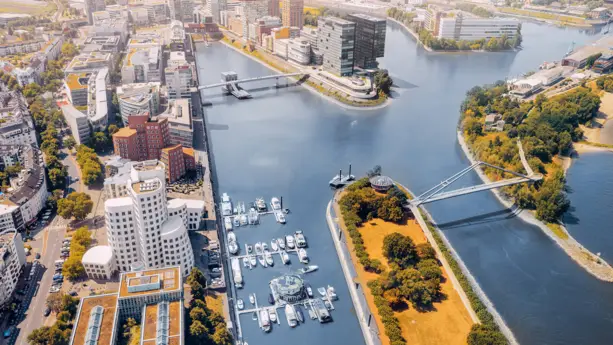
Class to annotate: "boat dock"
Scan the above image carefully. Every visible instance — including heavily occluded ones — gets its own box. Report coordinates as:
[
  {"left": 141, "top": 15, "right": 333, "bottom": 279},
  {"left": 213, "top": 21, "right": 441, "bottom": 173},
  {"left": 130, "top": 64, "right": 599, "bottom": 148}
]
[{"left": 238, "top": 296, "right": 336, "bottom": 323}]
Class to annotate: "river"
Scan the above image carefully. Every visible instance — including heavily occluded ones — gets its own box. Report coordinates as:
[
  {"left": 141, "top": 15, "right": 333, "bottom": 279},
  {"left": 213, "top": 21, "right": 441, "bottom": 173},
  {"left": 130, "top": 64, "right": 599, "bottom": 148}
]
[{"left": 196, "top": 21, "right": 613, "bottom": 345}]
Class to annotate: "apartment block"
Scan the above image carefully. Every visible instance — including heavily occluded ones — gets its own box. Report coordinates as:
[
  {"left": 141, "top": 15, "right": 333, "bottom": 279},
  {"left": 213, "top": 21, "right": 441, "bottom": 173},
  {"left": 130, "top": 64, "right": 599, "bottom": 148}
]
[
  {"left": 64, "top": 51, "right": 113, "bottom": 75},
  {"left": 0, "top": 231, "right": 26, "bottom": 307},
  {"left": 162, "top": 99, "right": 193, "bottom": 148},
  {"left": 112, "top": 114, "right": 169, "bottom": 161},
  {"left": 318, "top": 16, "right": 356, "bottom": 76},
  {"left": 61, "top": 104, "right": 92, "bottom": 145},
  {"left": 85, "top": 0, "right": 107, "bottom": 24},
  {"left": 347, "top": 13, "right": 386, "bottom": 69},
  {"left": 116, "top": 82, "right": 161, "bottom": 125},
  {"left": 64, "top": 73, "right": 90, "bottom": 106},
  {"left": 240, "top": 0, "right": 268, "bottom": 38},
  {"left": 165, "top": 52, "right": 193, "bottom": 99},
  {"left": 281, "top": 0, "right": 303, "bottom": 29}
]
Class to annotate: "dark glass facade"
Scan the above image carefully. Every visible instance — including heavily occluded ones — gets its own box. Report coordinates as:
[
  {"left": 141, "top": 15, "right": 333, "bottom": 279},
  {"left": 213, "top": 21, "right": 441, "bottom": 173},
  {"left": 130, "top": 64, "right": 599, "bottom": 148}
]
[{"left": 348, "top": 14, "right": 386, "bottom": 69}]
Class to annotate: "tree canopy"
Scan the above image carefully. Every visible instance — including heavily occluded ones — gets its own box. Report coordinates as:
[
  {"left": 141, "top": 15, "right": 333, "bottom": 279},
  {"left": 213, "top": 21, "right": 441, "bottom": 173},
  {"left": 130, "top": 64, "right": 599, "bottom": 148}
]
[{"left": 57, "top": 192, "right": 93, "bottom": 221}]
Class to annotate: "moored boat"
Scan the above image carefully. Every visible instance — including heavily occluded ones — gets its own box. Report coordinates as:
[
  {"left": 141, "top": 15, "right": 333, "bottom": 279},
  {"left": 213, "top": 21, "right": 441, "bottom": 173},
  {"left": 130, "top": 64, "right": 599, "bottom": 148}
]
[
  {"left": 298, "top": 248, "right": 309, "bottom": 264},
  {"left": 286, "top": 235, "right": 295, "bottom": 249},
  {"left": 228, "top": 242, "right": 239, "bottom": 255},
  {"left": 227, "top": 232, "right": 236, "bottom": 242},
  {"left": 243, "top": 257, "right": 249, "bottom": 267},
  {"left": 265, "top": 251, "right": 274, "bottom": 266},
  {"left": 262, "top": 243, "right": 268, "bottom": 251},
  {"left": 237, "top": 299, "right": 244, "bottom": 310},
  {"left": 250, "top": 255, "right": 257, "bottom": 267},
  {"left": 299, "top": 265, "right": 318, "bottom": 274},
  {"left": 280, "top": 250, "right": 290, "bottom": 265},
  {"left": 268, "top": 293, "right": 275, "bottom": 304},
  {"left": 327, "top": 285, "right": 338, "bottom": 301},
  {"left": 260, "top": 310, "right": 271, "bottom": 332},
  {"left": 295, "top": 230, "right": 307, "bottom": 248},
  {"left": 249, "top": 294, "right": 255, "bottom": 304},
  {"left": 224, "top": 217, "right": 233, "bottom": 231},
  {"left": 255, "top": 197, "right": 267, "bottom": 211},
  {"left": 296, "top": 306, "right": 304, "bottom": 323},
  {"left": 233, "top": 217, "right": 240, "bottom": 227},
  {"left": 271, "top": 239, "right": 279, "bottom": 251},
  {"left": 268, "top": 308, "right": 277, "bottom": 323},
  {"left": 317, "top": 287, "right": 326, "bottom": 297},
  {"left": 285, "top": 304, "right": 297, "bottom": 327},
  {"left": 247, "top": 245, "right": 253, "bottom": 254},
  {"left": 221, "top": 193, "right": 232, "bottom": 216},
  {"left": 254, "top": 242, "right": 263, "bottom": 255},
  {"left": 277, "top": 237, "right": 285, "bottom": 249},
  {"left": 271, "top": 197, "right": 281, "bottom": 210},
  {"left": 276, "top": 212, "right": 286, "bottom": 224},
  {"left": 306, "top": 284, "right": 313, "bottom": 298}
]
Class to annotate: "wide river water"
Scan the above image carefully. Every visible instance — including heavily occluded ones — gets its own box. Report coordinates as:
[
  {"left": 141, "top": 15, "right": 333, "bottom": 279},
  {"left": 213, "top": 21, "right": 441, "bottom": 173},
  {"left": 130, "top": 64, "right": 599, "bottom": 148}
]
[{"left": 196, "top": 22, "right": 613, "bottom": 345}]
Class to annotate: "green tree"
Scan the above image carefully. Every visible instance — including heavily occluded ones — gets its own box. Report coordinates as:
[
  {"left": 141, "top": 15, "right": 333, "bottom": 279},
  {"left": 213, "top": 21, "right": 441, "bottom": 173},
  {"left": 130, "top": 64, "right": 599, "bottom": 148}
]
[
  {"left": 374, "top": 69, "right": 393, "bottom": 95},
  {"left": 108, "top": 124, "right": 119, "bottom": 135},
  {"left": 64, "top": 137, "right": 76, "bottom": 150},
  {"left": 189, "top": 307, "right": 207, "bottom": 323},
  {"left": 23, "top": 83, "right": 42, "bottom": 98},
  {"left": 46, "top": 293, "right": 64, "bottom": 313},
  {"left": 57, "top": 192, "right": 93, "bottom": 221},
  {"left": 62, "top": 256, "right": 85, "bottom": 281},
  {"left": 46, "top": 189, "right": 64, "bottom": 209},
  {"left": 189, "top": 320, "right": 209, "bottom": 340},
  {"left": 467, "top": 324, "right": 508, "bottom": 345},
  {"left": 382, "top": 232, "right": 417, "bottom": 268},
  {"left": 60, "top": 42, "right": 78, "bottom": 59},
  {"left": 211, "top": 325, "right": 233, "bottom": 345}
]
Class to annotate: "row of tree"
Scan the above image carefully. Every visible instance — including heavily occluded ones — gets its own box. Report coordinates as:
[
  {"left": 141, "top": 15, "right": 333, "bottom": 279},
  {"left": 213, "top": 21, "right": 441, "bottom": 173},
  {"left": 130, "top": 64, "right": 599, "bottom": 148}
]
[
  {"left": 185, "top": 268, "right": 233, "bottom": 345},
  {"left": 461, "top": 83, "right": 601, "bottom": 222},
  {"left": 387, "top": 7, "right": 416, "bottom": 27},
  {"left": 75, "top": 145, "right": 104, "bottom": 185},
  {"left": 418, "top": 29, "right": 522, "bottom": 51},
  {"left": 455, "top": 3, "right": 493, "bottom": 18},
  {"left": 28, "top": 294, "right": 79, "bottom": 345},
  {"left": 61, "top": 226, "right": 92, "bottom": 281}
]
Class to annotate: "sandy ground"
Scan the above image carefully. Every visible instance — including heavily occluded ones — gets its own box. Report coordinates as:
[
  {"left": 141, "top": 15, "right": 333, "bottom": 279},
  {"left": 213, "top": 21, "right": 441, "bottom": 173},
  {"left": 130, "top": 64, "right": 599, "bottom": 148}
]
[
  {"left": 333, "top": 196, "right": 472, "bottom": 345},
  {"left": 581, "top": 92, "right": 613, "bottom": 144}
]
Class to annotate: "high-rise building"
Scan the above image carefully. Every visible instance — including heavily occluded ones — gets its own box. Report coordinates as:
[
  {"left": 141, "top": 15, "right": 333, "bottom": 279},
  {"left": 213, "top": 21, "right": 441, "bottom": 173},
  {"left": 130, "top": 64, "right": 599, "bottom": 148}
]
[
  {"left": 168, "top": 0, "right": 182, "bottom": 20},
  {"left": 269, "top": 0, "right": 279, "bottom": 18},
  {"left": 240, "top": 0, "right": 268, "bottom": 38},
  {"left": 318, "top": 17, "right": 355, "bottom": 76},
  {"left": 84, "top": 0, "right": 106, "bottom": 24},
  {"left": 112, "top": 114, "right": 170, "bottom": 161},
  {"left": 116, "top": 82, "right": 161, "bottom": 125},
  {"left": 281, "top": 0, "right": 303, "bottom": 29},
  {"left": 104, "top": 161, "right": 195, "bottom": 276},
  {"left": 0, "top": 231, "right": 25, "bottom": 307},
  {"left": 347, "top": 13, "right": 386, "bottom": 69},
  {"left": 165, "top": 51, "right": 193, "bottom": 99}
]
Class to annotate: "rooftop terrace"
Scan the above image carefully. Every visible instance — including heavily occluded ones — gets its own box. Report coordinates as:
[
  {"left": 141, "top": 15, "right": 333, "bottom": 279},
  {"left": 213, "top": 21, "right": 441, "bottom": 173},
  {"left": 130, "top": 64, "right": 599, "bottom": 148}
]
[{"left": 119, "top": 267, "right": 181, "bottom": 298}]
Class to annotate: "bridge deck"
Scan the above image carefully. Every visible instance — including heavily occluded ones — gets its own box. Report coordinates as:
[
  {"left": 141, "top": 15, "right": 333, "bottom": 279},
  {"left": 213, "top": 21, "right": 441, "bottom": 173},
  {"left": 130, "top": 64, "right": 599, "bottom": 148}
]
[{"left": 198, "top": 72, "right": 307, "bottom": 90}]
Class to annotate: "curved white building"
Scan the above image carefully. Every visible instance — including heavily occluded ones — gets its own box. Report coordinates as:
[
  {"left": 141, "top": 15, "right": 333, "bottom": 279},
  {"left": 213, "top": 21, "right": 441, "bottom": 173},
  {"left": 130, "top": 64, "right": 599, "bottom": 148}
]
[
  {"left": 104, "top": 160, "right": 195, "bottom": 277},
  {"left": 117, "top": 82, "right": 161, "bottom": 125},
  {"left": 82, "top": 245, "right": 116, "bottom": 280},
  {"left": 160, "top": 217, "right": 194, "bottom": 275}
]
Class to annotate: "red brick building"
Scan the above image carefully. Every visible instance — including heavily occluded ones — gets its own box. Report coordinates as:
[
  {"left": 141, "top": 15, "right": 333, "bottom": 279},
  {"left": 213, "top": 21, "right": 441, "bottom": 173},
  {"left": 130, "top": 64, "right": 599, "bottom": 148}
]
[{"left": 113, "top": 116, "right": 195, "bottom": 182}]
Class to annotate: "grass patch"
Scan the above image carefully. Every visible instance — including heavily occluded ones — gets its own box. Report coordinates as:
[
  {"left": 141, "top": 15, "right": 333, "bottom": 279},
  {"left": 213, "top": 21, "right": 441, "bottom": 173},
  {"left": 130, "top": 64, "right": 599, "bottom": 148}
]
[
  {"left": 578, "top": 140, "right": 613, "bottom": 149},
  {"left": 547, "top": 223, "right": 569, "bottom": 240},
  {"left": 0, "top": 0, "right": 56, "bottom": 16},
  {"left": 498, "top": 7, "right": 586, "bottom": 25}
]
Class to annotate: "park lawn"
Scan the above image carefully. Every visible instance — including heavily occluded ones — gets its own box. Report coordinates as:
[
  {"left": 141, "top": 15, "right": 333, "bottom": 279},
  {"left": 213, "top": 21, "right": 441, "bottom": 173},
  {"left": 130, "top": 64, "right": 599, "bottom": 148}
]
[
  {"left": 0, "top": 0, "right": 56, "bottom": 15},
  {"left": 205, "top": 294, "right": 224, "bottom": 315},
  {"left": 334, "top": 193, "right": 473, "bottom": 345},
  {"left": 304, "top": 6, "right": 321, "bottom": 15}
]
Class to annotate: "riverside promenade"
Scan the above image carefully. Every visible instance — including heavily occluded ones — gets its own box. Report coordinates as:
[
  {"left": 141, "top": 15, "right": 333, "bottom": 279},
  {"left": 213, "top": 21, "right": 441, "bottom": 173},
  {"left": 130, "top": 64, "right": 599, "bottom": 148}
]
[{"left": 326, "top": 200, "right": 381, "bottom": 345}]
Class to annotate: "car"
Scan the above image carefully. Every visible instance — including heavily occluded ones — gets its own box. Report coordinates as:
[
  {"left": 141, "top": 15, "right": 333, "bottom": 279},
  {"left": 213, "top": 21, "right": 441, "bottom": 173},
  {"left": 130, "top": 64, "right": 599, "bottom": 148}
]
[
  {"left": 35, "top": 253, "right": 41, "bottom": 259},
  {"left": 43, "top": 307, "right": 51, "bottom": 317},
  {"left": 3, "top": 326, "right": 15, "bottom": 338},
  {"left": 16, "top": 289, "right": 26, "bottom": 296},
  {"left": 69, "top": 291, "right": 78, "bottom": 297},
  {"left": 49, "top": 287, "right": 60, "bottom": 293}
]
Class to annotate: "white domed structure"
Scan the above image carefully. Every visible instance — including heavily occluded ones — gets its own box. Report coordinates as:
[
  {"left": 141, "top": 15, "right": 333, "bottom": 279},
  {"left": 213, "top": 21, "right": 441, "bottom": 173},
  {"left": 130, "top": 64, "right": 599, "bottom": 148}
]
[
  {"left": 369, "top": 175, "right": 394, "bottom": 192},
  {"left": 82, "top": 245, "right": 116, "bottom": 280}
]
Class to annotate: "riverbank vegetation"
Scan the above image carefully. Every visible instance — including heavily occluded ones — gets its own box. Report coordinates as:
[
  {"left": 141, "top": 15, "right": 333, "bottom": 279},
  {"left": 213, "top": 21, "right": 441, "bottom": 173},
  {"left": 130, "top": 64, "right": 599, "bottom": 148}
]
[
  {"left": 455, "top": 3, "right": 493, "bottom": 18},
  {"left": 387, "top": 8, "right": 521, "bottom": 51},
  {"left": 338, "top": 178, "right": 475, "bottom": 345},
  {"left": 460, "top": 82, "right": 601, "bottom": 222}
]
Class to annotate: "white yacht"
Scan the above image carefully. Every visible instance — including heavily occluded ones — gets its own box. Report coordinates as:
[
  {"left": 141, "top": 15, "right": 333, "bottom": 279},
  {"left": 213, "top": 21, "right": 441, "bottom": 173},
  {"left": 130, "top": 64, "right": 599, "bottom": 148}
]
[
  {"left": 237, "top": 299, "right": 244, "bottom": 310},
  {"left": 254, "top": 242, "right": 263, "bottom": 255},
  {"left": 306, "top": 285, "right": 313, "bottom": 298},
  {"left": 262, "top": 243, "right": 268, "bottom": 251},
  {"left": 260, "top": 310, "right": 271, "bottom": 332},
  {"left": 227, "top": 232, "right": 236, "bottom": 243},
  {"left": 242, "top": 257, "right": 249, "bottom": 267},
  {"left": 247, "top": 245, "right": 253, "bottom": 254},
  {"left": 280, "top": 250, "right": 290, "bottom": 265},
  {"left": 268, "top": 308, "right": 277, "bottom": 323},
  {"left": 239, "top": 214, "right": 248, "bottom": 226},
  {"left": 299, "top": 265, "right": 318, "bottom": 274},
  {"left": 228, "top": 242, "right": 239, "bottom": 255},
  {"left": 286, "top": 235, "right": 295, "bottom": 249},
  {"left": 295, "top": 230, "right": 307, "bottom": 248},
  {"left": 221, "top": 193, "right": 232, "bottom": 216},
  {"left": 298, "top": 248, "right": 309, "bottom": 264},
  {"left": 318, "top": 287, "right": 326, "bottom": 297},
  {"left": 224, "top": 217, "right": 233, "bottom": 231},
  {"left": 276, "top": 212, "right": 286, "bottom": 224},
  {"left": 255, "top": 197, "right": 267, "bottom": 211},
  {"left": 265, "top": 251, "right": 274, "bottom": 266},
  {"left": 271, "top": 197, "right": 281, "bottom": 210},
  {"left": 271, "top": 239, "right": 279, "bottom": 251},
  {"left": 327, "top": 285, "right": 338, "bottom": 300},
  {"left": 285, "top": 304, "right": 297, "bottom": 328},
  {"left": 233, "top": 217, "right": 240, "bottom": 228},
  {"left": 250, "top": 255, "right": 257, "bottom": 267},
  {"left": 249, "top": 294, "right": 255, "bottom": 304},
  {"left": 277, "top": 238, "right": 285, "bottom": 250}
]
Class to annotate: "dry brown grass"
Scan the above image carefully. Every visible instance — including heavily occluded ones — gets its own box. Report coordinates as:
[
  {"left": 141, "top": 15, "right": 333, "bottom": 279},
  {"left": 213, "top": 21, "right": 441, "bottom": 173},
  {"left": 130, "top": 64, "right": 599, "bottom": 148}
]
[
  {"left": 205, "top": 294, "right": 223, "bottom": 315},
  {"left": 334, "top": 196, "right": 473, "bottom": 345}
]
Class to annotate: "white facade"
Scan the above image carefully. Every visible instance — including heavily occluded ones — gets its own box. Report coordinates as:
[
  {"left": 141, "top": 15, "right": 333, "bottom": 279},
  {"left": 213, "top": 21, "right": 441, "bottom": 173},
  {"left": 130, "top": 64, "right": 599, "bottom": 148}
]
[
  {"left": 288, "top": 39, "right": 311, "bottom": 65},
  {"left": 437, "top": 16, "right": 520, "bottom": 41},
  {"left": 88, "top": 68, "right": 110, "bottom": 131},
  {"left": 82, "top": 245, "right": 116, "bottom": 280},
  {"left": 0, "top": 231, "right": 26, "bottom": 307},
  {"left": 274, "top": 38, "right": 289, "bottom": 59},
  {"left": 104, "top": 161, "right": 194, "bottom": 276},
  {"left": 61, "top": 104, "right": 91, "bottom": 145},
  {"left": 241, "top": 0, "right": 268, "bottom": 38},
  {"left": 165, "top": 52, "right": 193, "bottom": 99},
  {"left": 117, "top": 82, "right": 161, "bottom": 124},
  {"left": 167, "top": 198, "right": 204, "bottom": 230}
]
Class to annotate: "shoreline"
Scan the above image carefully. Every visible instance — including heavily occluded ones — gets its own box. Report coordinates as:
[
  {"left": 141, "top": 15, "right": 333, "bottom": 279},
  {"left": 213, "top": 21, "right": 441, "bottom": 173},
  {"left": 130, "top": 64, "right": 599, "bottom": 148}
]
[
  {"left": 457, "top": 130, "right": 613, "bottom": 282},
  {"left": 216, "top": 38, "right": 392, "bottom": 111},
  {"left": 386, "top": 18, "right": 518, "bottom": 54}
]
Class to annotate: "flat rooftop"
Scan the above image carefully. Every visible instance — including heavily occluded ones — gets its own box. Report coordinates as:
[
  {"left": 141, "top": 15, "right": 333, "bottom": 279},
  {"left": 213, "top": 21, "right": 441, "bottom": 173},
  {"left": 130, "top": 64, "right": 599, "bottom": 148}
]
[
  {"left": 141, "top": 301, "right": 182, "bottom": 345},
  {"left": 113, "top": 127, "right": 136, "bottom": 138},
  {"left": 348, "top": 13, "right": 386, "bottom": 22},
  {"left": 66, "top": 73, "right": 89, "bottom": 91},
  {"left": 133, "top": 160, "right": 165, "bottom": 171},
  {"left": 119, "top": 266, "right": 181, "bottom": 298},
  {"left": 132, "top": 178, "right": 162, "bottom": 194},
  {"left": 70, "top": 294, "right": 118, "bottom": 345}
]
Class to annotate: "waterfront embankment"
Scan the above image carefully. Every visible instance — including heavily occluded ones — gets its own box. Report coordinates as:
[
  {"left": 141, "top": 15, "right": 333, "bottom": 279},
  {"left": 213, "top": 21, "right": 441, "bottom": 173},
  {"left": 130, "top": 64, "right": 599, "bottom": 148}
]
[
  {"left": 216, "top": 34, "right": 391, "bottom": 110},
  {"left": 386, "top": 18, "right": 433, "bottom": 52},
  {"left": 457, "top": 130, "right": 613, "bottom": 282}
]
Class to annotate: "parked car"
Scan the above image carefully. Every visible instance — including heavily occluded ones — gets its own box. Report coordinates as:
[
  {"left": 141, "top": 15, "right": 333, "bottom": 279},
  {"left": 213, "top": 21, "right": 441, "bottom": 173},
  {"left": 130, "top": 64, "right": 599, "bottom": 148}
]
[
  {"left": 43, "top": 308, "right": 51, "bottom": 317},
  {"left": 69, "top": 291, "right": 78, "bottom": 297},
  {"left": 35, "top": 253, "right": 41, "bottom": 259},
  {"left": 49, "top": 287, "right": 60, "bottom": 293}
]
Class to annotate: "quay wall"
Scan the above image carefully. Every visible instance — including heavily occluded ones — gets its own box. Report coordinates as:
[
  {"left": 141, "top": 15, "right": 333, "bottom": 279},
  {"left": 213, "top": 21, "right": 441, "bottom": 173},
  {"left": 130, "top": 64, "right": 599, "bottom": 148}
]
[{"left": 326, "top": 200, "right": 381, "bottom": 345}]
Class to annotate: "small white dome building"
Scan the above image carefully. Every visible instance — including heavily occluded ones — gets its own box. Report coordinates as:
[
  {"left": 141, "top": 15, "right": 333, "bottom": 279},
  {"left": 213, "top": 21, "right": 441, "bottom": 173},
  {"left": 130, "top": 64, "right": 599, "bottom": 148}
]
[{"left": 82, "top": 245, "right": 116, "bottom": 280}]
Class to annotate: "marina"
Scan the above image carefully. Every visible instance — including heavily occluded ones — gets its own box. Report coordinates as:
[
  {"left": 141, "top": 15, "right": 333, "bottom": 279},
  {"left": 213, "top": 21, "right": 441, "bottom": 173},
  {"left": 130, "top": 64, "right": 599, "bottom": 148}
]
[{"left": 219, "top": 192, "right": 341, "bottom": 342}]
